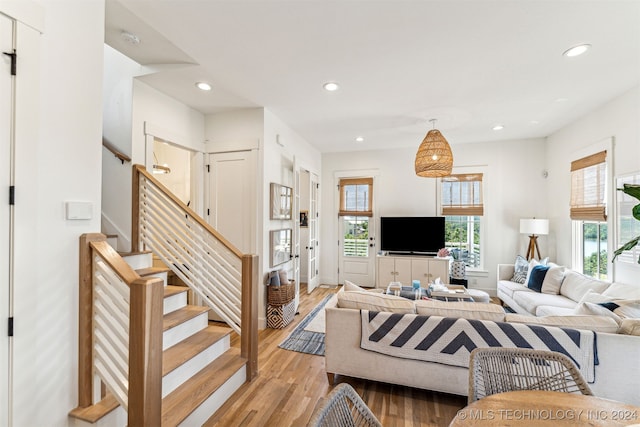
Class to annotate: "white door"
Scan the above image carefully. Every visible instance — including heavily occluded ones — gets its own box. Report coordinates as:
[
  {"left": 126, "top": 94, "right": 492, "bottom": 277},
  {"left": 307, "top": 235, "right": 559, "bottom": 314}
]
[
  {"left": 307, "top": 172, "right": 320, "bottom": 293},
  {"left": 1, "top": 13, "right": 14, "bottom": 426},
  {"left": 339, "top": 215, "right": 376, "bottom": 286},
  {"left": 207, "top": 151, "right": 255, "bottom": 253}
]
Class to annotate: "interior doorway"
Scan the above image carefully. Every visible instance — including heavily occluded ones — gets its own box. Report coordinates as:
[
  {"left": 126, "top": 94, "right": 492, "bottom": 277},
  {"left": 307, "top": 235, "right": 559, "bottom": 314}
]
[
  {"left": 152, "top": 138, "right": 192, "bottom": 205},
  {"left": 298, "top": 169, "right": 320, "bottom": 293}
]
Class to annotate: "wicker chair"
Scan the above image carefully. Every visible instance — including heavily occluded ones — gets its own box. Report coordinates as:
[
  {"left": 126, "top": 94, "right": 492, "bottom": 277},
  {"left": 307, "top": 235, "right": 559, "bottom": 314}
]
[
  {"left": 308, "top": 383, "right": 383, "bottom": 427},
  {"left": 468, "top": 347, "right": 593, "bottom": 404}
]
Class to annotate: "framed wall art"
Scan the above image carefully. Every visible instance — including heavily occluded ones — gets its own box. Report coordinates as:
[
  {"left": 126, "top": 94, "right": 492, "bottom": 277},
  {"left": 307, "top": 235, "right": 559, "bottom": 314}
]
[
  {"left": 270, "top": 183, "right": 292, "bottom": 220},
  {"left": 270, "top": 228, "right": 292, "bottom": 267}
]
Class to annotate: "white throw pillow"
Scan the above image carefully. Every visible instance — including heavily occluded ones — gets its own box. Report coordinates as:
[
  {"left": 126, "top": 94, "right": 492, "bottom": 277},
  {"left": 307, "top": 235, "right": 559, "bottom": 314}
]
[
  {"left": 573, "top": 302, "right": 622, "bottom": 324},
  {"left": 343, "top": 280, "right": 366, "bottom": 292},
  {"left": 540, "top": 266, "right": 566, "bottom": 295}
]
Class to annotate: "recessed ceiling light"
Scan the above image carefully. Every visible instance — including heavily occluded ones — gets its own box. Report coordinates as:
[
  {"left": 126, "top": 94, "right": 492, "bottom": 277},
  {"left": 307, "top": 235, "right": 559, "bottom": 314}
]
[
  {"left": 530, "top": 120, "right": 540, "bottom": 125},
  {"left": 563, "top": 43, "right": 591, "bottom": 57},
  {"left": 196, "top": 82, "right": 212, "bottom": 91},
  {"left": 555, "top": 97, "right": 568, "bottom": 103},
  {"left": 355, "top": 136, "right": 364, "bottom": 142},
  {"left": 492, "top": 124, "right": 504, "bottom": 131},
  {"left": 323, "top": 82, "right": 339, "bottom": 92}
]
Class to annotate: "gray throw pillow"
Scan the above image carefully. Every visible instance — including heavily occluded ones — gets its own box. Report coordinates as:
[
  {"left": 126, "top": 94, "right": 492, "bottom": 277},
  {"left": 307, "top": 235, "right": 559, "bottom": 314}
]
[{"left": 511, "top": 255, "right": 528, "bottom": 284}]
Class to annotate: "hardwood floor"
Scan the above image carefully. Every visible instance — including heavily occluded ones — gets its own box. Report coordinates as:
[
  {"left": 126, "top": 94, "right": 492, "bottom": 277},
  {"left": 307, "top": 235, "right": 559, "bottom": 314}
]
[{"left": 203, "top": 285, "right": 467, "bottom": 427}]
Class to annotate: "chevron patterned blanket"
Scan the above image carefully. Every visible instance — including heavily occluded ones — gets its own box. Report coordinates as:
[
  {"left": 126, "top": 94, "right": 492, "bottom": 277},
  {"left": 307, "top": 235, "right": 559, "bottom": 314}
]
[{"left": 360, "top": 311, "right": 597, "bottom": 382}]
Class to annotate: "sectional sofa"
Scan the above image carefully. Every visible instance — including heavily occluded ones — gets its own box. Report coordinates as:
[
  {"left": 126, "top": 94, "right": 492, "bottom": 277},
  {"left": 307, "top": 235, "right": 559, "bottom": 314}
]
[{"left": 324, "top": 281, "right": 640, "bottom": 406}]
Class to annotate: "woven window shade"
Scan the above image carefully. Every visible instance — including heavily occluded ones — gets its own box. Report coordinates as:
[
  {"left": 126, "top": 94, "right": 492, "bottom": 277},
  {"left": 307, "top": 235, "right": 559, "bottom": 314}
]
[
  {"left": 415, "top": 129, "right": 454, "bottom": 177},
  {"left": 441, "top": 173, "right": 484, "bottom": 216},
  {"left": 570, "top": 150, "right": 607, "bottom": 221},
  {"left": 339, "top": 178, "right": 373, "bottom": 216}
]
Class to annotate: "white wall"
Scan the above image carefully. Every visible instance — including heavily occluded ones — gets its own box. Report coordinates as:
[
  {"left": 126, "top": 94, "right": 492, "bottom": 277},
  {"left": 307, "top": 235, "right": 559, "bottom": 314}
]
[
  {"left": 102, "top": 45, "right": 139, "bottom": 250},
  {"left": 5, "top": 1, "right": 104, "bottom": 426},
  {"left": 320, "top": 138, "right": 547, "bottom": 294},
  {"left": 101, "top": 71, "right": 206, "bottom": 249},
  {"left": 262, "top": 109, "right": 321, "bottom": 320},
  {"left": 546, "top": 85, "right": 640, "bottom": 283}
]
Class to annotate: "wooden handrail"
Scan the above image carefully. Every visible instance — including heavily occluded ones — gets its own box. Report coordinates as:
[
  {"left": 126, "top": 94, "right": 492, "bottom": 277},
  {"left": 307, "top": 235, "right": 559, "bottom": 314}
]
[
  {"left": 103, "top": 137, "right": 131, "bottom": 164},
  {"left": 131, "top": 164, "right": 242, "bottom": 258}
]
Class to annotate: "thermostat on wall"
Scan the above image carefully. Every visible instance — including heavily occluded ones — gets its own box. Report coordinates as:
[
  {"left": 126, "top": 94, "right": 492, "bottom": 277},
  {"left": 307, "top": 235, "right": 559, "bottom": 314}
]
[{"left": 66, "top": 201, "right": 93, "bottom": 220}]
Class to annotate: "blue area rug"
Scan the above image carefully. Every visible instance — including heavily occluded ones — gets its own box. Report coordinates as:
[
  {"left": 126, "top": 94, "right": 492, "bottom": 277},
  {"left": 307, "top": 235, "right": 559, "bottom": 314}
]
[{"left": 278, "top": 294, "right": 333, "bottom": 356}]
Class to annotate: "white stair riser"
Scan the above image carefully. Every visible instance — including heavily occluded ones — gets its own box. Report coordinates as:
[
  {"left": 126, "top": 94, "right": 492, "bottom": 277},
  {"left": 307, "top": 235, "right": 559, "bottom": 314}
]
[
  {"left": 164, "top": 292, "right": 188, "bottom": 315},
  {"left": 122, "top": 253, "right": 153, "bottom": 270},
  {"left": 142, "top": 271, "right": 168, "bottom": 284},
  {"left": 161, "top": 335, "right": 231, "bottom": 398},
  {"left": 163, "top": 313, "right": 208, "bottom": 350},
  {"left": 178, "top": 366, "right": 247, "bottom": 427}
]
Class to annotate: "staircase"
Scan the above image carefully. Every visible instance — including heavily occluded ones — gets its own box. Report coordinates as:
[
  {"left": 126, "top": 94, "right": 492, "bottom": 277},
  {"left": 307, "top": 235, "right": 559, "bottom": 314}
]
[
  {"left": 71, "top": 250, "right": 249, "bottom": 426},
  {"left": 71, "top": 164, "right": 259, "bottom": 426}
]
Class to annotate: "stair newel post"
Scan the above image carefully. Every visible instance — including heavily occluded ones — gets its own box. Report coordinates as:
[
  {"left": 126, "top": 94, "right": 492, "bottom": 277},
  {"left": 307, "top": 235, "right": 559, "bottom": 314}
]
[
  {"left": 241, "top": 254, "right": 259, "bottom": 380},
  {"left": 131, "top": 164, "right": 142, "bottom": 252},
  {"left": 128, "top": 276, "right": 164, "bottom": 427},
  {"left": 77, "top": 233, "right": 107, "bottom": 408}
]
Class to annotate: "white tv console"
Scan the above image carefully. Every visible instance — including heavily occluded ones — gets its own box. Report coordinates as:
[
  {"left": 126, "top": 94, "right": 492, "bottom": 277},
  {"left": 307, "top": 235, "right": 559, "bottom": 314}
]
[{"left": 376, "top": 254, "right": 450, "bottom": 288}]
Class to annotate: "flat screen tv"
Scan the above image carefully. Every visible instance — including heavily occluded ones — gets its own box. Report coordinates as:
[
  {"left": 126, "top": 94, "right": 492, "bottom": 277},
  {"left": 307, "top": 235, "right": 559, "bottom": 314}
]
[{"left": 380, "top": 216, "right": 445, "bottom": 255}]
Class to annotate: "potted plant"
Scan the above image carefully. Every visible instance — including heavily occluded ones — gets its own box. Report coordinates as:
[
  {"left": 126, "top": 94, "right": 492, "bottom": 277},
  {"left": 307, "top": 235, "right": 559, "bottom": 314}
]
[{"left": 612, "top": 184, "right": 640, "bottom": 263}]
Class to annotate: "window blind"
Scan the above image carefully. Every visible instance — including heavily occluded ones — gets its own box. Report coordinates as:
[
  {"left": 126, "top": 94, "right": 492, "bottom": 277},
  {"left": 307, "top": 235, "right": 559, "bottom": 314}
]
[
  {"left": 441, "top": 173, "right": 484, "bottom": 216},
  {"left": 339, "top": 178, "right": 373, "bottom": 216},
  {"left": 570, "top": 150, "right": 607, "bottom": 221}
]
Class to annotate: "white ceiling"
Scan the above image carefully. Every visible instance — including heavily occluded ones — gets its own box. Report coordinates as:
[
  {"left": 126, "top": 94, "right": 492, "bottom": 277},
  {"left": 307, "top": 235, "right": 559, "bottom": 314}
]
[{"left": 105, "top": 0, "right": 640, "bottom": 153}]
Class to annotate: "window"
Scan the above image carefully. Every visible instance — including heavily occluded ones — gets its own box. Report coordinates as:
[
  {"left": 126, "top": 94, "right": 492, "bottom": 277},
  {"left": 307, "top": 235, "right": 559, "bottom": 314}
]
[
  {"left": 441, "top": 173, "right": 483, "bottom": 268},
  {"left": 571, "top": 150, "right": 608, "bottom": 278},
  {"left": 339, "top": 178, "right": 373, "bottom": 257}
]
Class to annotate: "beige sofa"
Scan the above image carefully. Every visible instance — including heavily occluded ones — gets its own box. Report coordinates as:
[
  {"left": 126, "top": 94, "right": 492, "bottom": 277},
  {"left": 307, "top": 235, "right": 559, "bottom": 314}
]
[{"left": 324, "top": 285, "right": 640, "bottom": 406}]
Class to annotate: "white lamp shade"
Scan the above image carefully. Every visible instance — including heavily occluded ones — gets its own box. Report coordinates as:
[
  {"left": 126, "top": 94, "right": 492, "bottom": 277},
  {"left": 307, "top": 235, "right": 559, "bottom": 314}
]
[{"left": 520, "top": 218, "right": 549, "bottom": 235}]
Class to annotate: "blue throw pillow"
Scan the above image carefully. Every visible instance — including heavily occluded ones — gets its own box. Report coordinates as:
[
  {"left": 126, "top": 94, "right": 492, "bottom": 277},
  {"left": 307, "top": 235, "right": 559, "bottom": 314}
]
[{"left": 527, "top": 265, "right": 550, "bottom": 292}]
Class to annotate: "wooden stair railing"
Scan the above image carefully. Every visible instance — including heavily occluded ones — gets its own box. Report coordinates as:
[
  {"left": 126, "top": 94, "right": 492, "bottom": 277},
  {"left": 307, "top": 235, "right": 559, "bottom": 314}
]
[
  {"left": 131, "top": 164, "right": 258, "bottom": 381},
  {"left": 70, "top": 233, "right": 163, "bottom": 426},
  {"left": 102, "top": 137, "right": 131, "bottom": 164}
]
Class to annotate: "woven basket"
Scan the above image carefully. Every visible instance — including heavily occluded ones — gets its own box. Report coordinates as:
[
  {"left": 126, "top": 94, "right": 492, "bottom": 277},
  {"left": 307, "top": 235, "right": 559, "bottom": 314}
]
[{"left": 267, "top": 280, "right": 295, "bottom": 306}]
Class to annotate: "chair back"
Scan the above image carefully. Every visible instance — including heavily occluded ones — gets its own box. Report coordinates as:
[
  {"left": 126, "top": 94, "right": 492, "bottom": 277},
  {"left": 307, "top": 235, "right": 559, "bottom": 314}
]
[
  {"left": 468, "top": 347, "right": 593, "bottom": 404},
  {"left": 308, "top": 383, "right": 383, "bottom": 427}
]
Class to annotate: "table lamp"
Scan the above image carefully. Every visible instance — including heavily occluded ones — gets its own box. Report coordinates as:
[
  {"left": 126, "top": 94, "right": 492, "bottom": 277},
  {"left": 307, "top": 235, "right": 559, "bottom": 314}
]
[{"left": 520, "top": 218, "right": 549, "bottom": 260}]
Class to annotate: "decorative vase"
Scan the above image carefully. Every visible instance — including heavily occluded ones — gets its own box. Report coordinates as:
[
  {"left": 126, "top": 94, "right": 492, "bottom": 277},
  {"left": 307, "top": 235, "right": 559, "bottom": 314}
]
[{"left": 451, "top": 260, "right": 466, "bottom": 279}]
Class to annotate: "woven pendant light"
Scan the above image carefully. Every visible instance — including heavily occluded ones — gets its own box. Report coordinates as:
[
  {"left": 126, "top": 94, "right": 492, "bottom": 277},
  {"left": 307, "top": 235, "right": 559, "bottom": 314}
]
[{"left": 414, "top": 119, "right": 453, "bottom": 177}]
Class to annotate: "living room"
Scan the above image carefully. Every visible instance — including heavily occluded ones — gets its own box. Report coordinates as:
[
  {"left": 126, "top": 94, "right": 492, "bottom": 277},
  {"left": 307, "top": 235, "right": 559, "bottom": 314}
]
[{"left": 2, "top": 1, "right": 639, "bottom": 426}]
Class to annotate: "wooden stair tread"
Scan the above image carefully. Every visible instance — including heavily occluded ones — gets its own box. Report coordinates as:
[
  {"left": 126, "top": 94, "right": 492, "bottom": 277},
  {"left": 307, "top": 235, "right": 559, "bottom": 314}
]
[
  {"left": 163, "top": 305, "right": 210, "bottom": 331},
  {"left": 162, "top": 348, "right": 246, "bottom": 426},
  {"left": 105, "top": 233, "right": 118, "bottom": 238},
  {"left": 163, "top": 324, "right": 233, "bottom": 376},
  {"left": 69, "top": 393, "right": 119, "bottom": 423},
  {"left": 164, "top": 285, "right": 188, "bottom": 298},
  {"left": 137, "top": 266, "right": 171, "bottom": 276}
]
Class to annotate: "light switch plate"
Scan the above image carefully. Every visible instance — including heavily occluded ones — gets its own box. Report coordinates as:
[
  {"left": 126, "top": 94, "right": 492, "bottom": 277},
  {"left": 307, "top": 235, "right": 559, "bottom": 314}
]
[{"left": 66, "top": 201, "right": 93, "bottom": 220}]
